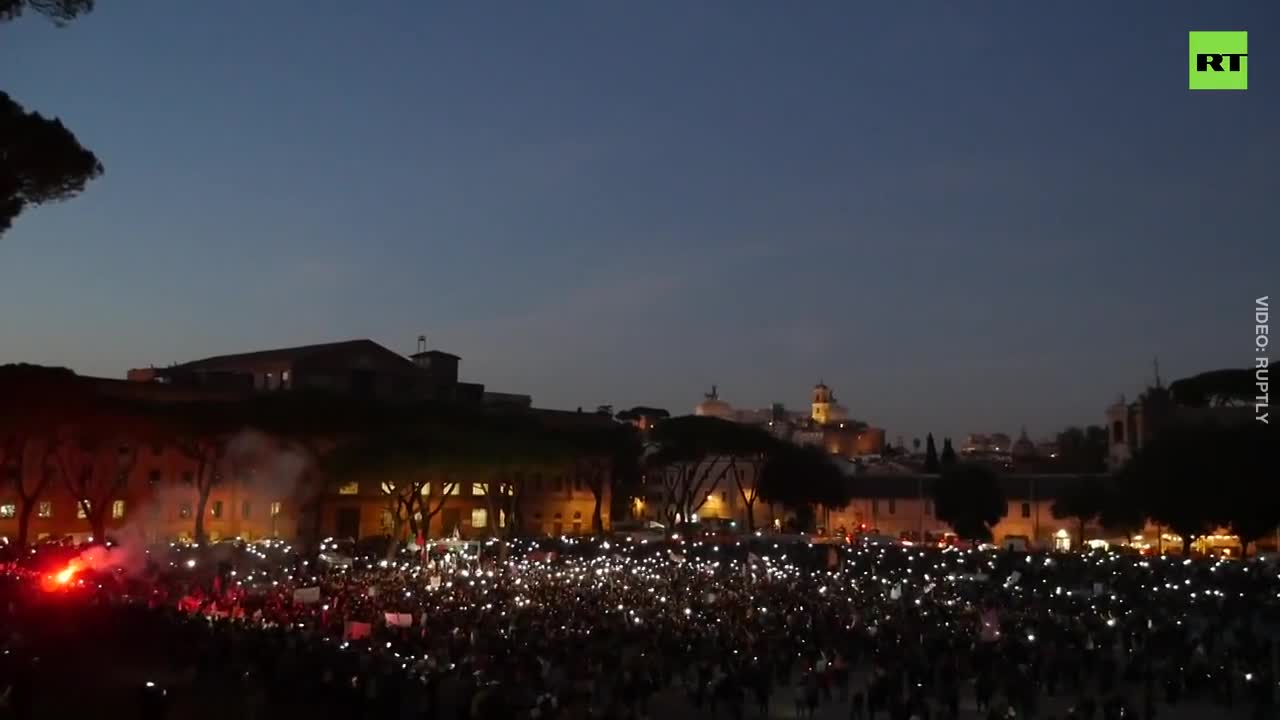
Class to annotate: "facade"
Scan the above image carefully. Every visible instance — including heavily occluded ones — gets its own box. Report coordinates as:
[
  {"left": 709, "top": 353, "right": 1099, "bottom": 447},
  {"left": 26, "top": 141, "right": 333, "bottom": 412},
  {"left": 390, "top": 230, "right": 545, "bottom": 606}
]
[{"left": 826, "top": 475, "right": 1105, "bottom": 548}]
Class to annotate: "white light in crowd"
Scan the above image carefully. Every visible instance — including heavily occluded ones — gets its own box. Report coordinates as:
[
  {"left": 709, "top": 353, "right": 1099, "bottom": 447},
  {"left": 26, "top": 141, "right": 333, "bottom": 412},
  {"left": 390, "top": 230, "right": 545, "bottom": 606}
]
[{"left": 185, "top": 559, "right": 196, "bottom": 568}]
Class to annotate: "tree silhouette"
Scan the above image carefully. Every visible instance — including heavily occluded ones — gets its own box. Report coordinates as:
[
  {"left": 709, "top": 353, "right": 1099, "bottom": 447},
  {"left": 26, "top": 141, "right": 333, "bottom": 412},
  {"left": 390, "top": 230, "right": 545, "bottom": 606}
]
[
  {"left": 940, "top": 437, "right": 957, "bottom": 466},
  {"left": 758, "top": 443, "right": 850, "bottom": 529},
  {"left": 932, "top": 462, "right": 1006, "bottom": 542},
  {"left": 1, "top": 4, "right": 104, "bottom": 236},
  {"left": 0, "top": 364, "right": 85, "bottom": 547},
  {"left": 924, "top": 433, "right": 939, "bottom": 473},
  {"left": 1051, "top": 476, "right": 1106, "bottom": 548},
  {"left": 1053, "top": 426, "right": 1109, "bottom": 473}
]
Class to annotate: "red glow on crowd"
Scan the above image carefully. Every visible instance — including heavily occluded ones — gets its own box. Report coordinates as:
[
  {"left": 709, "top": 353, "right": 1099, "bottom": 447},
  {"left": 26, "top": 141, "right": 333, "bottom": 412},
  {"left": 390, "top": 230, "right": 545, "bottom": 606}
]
[{"left": 41, "top": 560, "right": 82, "bottom": 592}]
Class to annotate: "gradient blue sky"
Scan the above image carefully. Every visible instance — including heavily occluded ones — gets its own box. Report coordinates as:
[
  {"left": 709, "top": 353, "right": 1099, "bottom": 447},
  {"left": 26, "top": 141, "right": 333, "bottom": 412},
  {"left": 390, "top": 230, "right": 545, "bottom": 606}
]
[{"left": 2, "top": 2, "right": 1277, "bottom": 444}]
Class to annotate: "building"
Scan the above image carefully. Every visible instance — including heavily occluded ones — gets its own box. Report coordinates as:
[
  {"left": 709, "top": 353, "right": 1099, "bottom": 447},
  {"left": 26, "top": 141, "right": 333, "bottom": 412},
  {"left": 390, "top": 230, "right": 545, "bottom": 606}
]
[
  {"left": 127, "top": 336, "right": 488, "bottom": 404},
  {"left": 962, "top": 433, "right": 1012, "bottom": 454},
  {"left": 690, "top": 382, "right": 886, "bottom": 458},
  {"left": 827, "top": 474, "right": 1110, "bottom": 550},
  {"left": 2, "top": 340, "right": 620, "bottom": 545}
]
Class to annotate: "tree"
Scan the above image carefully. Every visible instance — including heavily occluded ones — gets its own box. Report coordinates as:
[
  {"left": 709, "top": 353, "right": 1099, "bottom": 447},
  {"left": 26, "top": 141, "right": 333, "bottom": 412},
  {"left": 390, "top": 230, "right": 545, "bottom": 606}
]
[
  {"left": 1098, "top": 478, "right": 1145, "bottom": 542},
  {"left": 160, "top": 403, "right": 239, "bottom": 544},
  {"left": 1168, "top": 368, "right": 1255, "bottom": 408},
  {"left": 757, "top": 443, "right": 851, "bottom": 526},
  {"left": 1, "top": 1, "right": 96, "bottom": 23},
  {"left": 1128, "top": 423, "right": 1217, "bottom": 555},
  {"left": 2, "top": 4, "right": 104, "bottom": 236},
  {"left": 940, "top": 437, "right": 957, "bottom": 466},
  {"left": 932, "top": 462, "right": 1007, "bottom": 542},
  {"left": 1213, "top": 422, "right": 1277, "bottom": 557},
  {"left": 564, "top": 422, "right": 642, "bottom": 535},
  {"left": 1053, "top": 426, "right": 1108, "bottom": 473},
  {"left": 647, "top": 416, "right": 750, "bottom": 526},
  {"left": 924, "top": 433, "right": 939, "bottom": 473},
  {"left": 51, "top": 400, "right": 147, "bottom": 544},
  {"left": 325, "top": 429, "right": 468, "bottom": 557},
  {"left": 1051, "top": 476, "right": 1107, "bottom": 548},
  {"left": 0, "top": 364, "right": 83, "bottom": 547}
]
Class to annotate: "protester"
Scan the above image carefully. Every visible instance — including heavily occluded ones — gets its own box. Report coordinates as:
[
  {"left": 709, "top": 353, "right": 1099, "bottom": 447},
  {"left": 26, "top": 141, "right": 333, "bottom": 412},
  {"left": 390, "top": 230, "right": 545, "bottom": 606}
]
[{"left": 2, "top": 536, "right": 1277, "bottom": 719}]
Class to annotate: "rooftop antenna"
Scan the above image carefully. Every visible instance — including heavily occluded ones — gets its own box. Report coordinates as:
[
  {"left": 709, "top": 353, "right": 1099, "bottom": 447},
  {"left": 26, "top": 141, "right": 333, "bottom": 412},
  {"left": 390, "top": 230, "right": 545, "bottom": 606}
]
[
  {"left": 417, "top": 335, "right": 427, "bottom": 354},
  {"left": 1152, "top": 356, "right": 1162, "bottom": 388}
]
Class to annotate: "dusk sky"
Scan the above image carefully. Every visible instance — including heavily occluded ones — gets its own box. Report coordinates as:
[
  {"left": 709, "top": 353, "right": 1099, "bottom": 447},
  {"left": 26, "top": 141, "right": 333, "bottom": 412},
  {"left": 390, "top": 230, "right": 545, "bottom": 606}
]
[{"left": 2, "top": 2, "right": 1276, "bottom": 444}]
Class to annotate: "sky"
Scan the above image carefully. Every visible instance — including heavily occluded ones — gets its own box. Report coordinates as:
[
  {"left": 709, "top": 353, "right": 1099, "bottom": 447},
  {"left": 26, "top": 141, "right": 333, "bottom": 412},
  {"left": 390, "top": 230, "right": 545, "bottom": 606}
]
[{"left": 2, "top": 1, "right": 1277, "bottom": 445}]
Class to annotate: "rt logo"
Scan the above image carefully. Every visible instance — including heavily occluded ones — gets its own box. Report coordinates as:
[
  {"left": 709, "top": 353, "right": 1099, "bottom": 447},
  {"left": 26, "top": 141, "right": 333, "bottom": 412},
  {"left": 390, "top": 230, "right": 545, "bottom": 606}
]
[{"left": 1189, "top": 31, "right": 1247, "bottom": 90}]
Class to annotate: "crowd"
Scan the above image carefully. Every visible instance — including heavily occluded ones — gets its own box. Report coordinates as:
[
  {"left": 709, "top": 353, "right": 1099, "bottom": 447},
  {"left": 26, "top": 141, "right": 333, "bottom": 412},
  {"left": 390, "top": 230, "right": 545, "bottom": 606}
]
[{"left": 2, "top": 536, "right": 1279, "bottom": 720}]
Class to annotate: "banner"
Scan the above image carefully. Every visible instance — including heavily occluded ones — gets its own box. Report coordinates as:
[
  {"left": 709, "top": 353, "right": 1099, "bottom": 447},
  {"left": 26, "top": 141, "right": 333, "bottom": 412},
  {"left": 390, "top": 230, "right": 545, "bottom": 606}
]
[
  {"left": 344, "top": 621, "right": 372, "bottom": 640},
  {"left": 293, "top": 587, "right": 321, "bottom": 604},
  {"left": 385, "top": 613, "right": 414, "bottom": 628}
]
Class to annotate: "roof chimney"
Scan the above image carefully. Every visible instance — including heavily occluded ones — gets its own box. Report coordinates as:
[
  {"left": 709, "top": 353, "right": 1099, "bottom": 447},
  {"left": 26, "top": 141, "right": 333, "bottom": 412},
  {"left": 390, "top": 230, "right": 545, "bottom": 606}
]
[{"left": 417, "top": 335, "right": 427, "bottom": 353}]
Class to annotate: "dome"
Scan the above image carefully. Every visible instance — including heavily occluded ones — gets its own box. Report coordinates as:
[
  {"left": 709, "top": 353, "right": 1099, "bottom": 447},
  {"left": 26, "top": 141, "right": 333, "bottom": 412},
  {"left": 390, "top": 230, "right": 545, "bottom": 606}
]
[
  {"left": 1011, "top": 427, "right": 1037, "bottom": 458},
  {"left": 694, "top": 385, "right": 735, "bottom": 419}
]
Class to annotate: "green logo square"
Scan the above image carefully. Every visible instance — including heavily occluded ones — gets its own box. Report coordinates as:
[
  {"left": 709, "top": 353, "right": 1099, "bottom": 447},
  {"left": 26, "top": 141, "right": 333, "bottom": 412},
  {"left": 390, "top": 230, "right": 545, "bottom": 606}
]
[{"left": 1189, "top": 31, "right": 1247, "bottom": 90}]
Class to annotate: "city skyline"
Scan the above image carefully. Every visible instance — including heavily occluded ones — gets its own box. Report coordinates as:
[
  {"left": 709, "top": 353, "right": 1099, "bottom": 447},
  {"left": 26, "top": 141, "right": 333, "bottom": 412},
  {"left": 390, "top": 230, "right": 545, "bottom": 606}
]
[{"left": 3, "top": 2, "right": 1277, "bottom": 444}]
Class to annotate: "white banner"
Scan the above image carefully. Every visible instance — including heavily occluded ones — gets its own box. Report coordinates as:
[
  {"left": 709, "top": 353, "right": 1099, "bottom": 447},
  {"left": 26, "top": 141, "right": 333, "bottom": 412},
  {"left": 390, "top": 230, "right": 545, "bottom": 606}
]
[
  {"left": 293, "top": 587, "right": 321, "bottom": 604},
  {"left": 385, "top": 613, "right": 414, "bottom": 628}
]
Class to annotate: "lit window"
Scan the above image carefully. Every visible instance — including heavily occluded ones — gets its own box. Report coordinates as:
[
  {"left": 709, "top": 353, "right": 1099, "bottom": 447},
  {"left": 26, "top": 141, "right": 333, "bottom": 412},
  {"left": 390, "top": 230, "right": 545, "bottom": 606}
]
[
  {"left": 77, "top": 502, "right": 90, "bottom": 519},
  {"left": 0, "top": 504, "right": 14, "bottom": 519},
  {"left": 270, "top": 501, "right": 282, "bottom": 517},
  {"left": 380, "top": 481, "right": 396, "bottom": 495},
  {"left": 472, "top": 482, "right": 487, "bottom": 496},
  {"left": 471, "top": 508, "right": 488, "bottom": 529},
  {"left": 448, "top": 483, "right": 460, "bottom": 495},
  {"left": 421, "top": 483, "right": 431, "bottom": 496},
  {"left": 211, "top": 500, "right": 223, "bottom": 519},
  {"left": 112, "top": 500, "right": 126, "bottom": 519},
  {"left": 281, "top": 370, "right": 291, "bottom": 388},
  {"left": 499, "top": 510, "right": 506, "bottom": 528},
  {"left": 37, "top": 501, "right": 52, "bottom": 519},
  {"left": 338, "top": 481, "right": 359, "bottom": 495}
]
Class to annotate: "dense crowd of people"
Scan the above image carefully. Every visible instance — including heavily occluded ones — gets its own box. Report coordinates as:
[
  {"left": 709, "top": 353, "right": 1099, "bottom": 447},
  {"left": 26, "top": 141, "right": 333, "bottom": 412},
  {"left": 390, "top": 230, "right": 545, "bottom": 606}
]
[{"left": 2, "top": 535, "right": 1279, "bottom": 720}]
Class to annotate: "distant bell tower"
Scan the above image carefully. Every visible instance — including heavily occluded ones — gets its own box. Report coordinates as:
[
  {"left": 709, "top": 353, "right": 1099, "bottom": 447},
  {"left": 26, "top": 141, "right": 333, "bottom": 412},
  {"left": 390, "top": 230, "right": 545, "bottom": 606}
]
[{"left": 811, "top": 381, "right": 833, "bottom": 425}]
